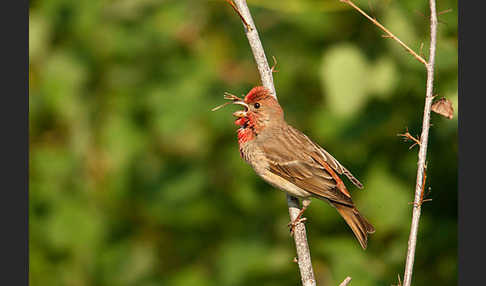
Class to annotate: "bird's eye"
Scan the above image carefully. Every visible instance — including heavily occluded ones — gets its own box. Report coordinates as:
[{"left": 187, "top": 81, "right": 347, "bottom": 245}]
[{"left": 254, "top": 103, "right": 260, "bottom": 109}]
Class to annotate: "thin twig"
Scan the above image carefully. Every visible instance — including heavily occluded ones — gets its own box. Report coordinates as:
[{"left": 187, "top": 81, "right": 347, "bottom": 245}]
[
  {"left": 419, "top": 42, "right": 425, "bottom": 58},
  {"left": 339, "top": 276, "right": 352, "bottom": 286},
  {"left": 402, "top": 0, "right": 438, "bottom": 285},
  {"left": 419, "top": 166, "right": 427, "bottom": 205},
  {"left": 270, "top": 55, "right": 279, "bottom": 73},
  {"left": 397, "top": 128, "right": 421, "bottom": 150},
  {"left": 438, "top": 8, "right": 452, "bottom": 15},
  {"left": 339, "top": 0, "right": 428, "bottom": 67},
  {"left": 396, "top": 274, "right": 402, "bottom": 286},
  {"left": 230, "top": 1, "right": 316, "bottom": 286},
  {"left": 407, "top": 166, "right": 432, "bottom": 207}
]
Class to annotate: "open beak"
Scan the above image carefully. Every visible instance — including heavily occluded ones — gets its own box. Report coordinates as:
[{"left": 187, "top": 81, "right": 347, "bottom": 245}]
[{"left": 232, "top": 101, "right": 249, "bottom": 118}]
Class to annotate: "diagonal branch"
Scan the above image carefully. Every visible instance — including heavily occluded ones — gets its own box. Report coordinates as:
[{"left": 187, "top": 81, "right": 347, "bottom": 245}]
[
  {"left": 402, "top": 0, "right": 438, "bottom": 285},
  {"left": 339, "top": 276, "right": 352, "bottom": 286},
  {"left": 339, "top": 0, "right": 428, "bottom": 67},
  {"left": 228, "top": 1, "right": 315, "bottom": 285}
]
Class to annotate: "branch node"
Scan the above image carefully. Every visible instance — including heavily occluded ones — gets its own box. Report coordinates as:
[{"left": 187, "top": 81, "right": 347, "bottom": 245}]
[{"left": 397, "top": 128, "right": 421, "bottom": 149}]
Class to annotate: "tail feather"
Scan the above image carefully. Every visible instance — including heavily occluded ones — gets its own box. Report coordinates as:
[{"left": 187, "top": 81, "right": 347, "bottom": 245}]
[{"left": 332, "top": 202, "right": 375, "bottom": 249}]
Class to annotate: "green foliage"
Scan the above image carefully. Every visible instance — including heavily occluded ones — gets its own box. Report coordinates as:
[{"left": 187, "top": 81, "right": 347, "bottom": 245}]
[{"left": 30, "top": 0, "right": 457, "bottom": 285}]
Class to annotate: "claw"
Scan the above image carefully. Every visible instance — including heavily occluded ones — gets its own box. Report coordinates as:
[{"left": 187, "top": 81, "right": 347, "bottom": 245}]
[{"left": 288, "top": 217, "right": 307, "bottom": 236}]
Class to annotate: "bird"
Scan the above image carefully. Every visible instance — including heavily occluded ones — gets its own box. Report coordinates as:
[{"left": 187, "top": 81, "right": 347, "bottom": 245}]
[{"left": 214, "top": 86, "right": 375, "bottom": 249}]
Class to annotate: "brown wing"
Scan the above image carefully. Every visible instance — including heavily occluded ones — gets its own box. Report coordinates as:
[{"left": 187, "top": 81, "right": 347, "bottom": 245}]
[
  {"left": 287, "top": 125, "right": 364, "bottom": 189},
  {"left": 266, "top": 158, "right": 354, "bottom": 206},
  {"left": 260, "top": 125, "right": 356, "bottom": 207}
]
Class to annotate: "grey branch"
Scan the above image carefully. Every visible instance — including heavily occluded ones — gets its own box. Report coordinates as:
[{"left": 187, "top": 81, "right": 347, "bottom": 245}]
[
  {"left": 287, "top": 196, "right": 317, "bottom": 286},
  {"left": 232, "top": 0, "right": 277, "bottom": 99},
  {"left": 339, "top": 276, "right": 352, "bottom": 286},
  {"left": 230, "top": 1, "right": 316, "bottom": 285},
  {"left": 402, "top": 0, "right": 438, "bottom": 285}
]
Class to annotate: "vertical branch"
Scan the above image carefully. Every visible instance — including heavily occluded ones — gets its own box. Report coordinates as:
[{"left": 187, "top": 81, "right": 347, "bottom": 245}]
[
  {"left": 287, "top": 196, "right": 317, "bottom": 286},
  {"left": 338, "top": 0, "right": 439, "bottom": 284},
  {"left": 230, "top": 1, "right": 316, "bottom": 285},
  {"left": 232, "top": 0, "right": 277, "bottom": 99},
  {"left": 402, "top": 0, "right": 438, "bottom": 285}
]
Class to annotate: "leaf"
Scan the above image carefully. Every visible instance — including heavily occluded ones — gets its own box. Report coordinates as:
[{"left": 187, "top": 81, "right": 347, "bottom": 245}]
[{"left": 431, "top": 97, "right": 454, "bottom": 119}]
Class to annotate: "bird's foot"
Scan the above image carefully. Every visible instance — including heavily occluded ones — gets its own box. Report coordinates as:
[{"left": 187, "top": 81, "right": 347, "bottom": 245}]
[{"left": 288, "top": 217, "right": 307, "bottom": 236}]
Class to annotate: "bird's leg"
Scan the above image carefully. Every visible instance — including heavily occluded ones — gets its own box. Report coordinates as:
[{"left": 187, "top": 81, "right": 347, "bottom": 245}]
[{"left": 288, "top": 198, "right": 311, "bottom": 236}]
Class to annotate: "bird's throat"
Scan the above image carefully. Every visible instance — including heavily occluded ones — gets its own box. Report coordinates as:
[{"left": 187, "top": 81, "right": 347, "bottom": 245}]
[
  {"left": 235, "top": 114, "right": 259, "bottom": 145},
  {"left": 237, "top": 126, "right": 255, "bottom": 145}
]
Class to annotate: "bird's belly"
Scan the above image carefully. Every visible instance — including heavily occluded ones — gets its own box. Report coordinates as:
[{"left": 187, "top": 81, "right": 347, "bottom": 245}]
[{"left": 259, "top": 170, "right": 312, "bottom": 198}]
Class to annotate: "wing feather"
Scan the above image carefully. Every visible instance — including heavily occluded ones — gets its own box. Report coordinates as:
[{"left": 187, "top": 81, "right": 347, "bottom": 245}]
[
  {"left": 287, "top": 125, "right": 364, "bottom": 189},
  {"left": 260, "top": 125, "right": 357, "bottom": 206},
  {"left": 266, "top": 159, "right": 353, "bottom": 206}
]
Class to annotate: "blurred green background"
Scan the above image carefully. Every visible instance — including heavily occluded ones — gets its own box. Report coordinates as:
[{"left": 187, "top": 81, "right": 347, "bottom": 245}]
[{"left": 29, "top": 0, "right": 457, "bottom": 285}]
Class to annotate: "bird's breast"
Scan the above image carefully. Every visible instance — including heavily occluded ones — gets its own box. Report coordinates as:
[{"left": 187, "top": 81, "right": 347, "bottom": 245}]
[{"left": 239, "top": 140, "right": 264, "bottom": 167}]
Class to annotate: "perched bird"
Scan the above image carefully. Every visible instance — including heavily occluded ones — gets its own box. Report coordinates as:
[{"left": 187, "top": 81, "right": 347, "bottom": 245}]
[{"left": 215, "top": 86, "right": 374, "bottom": 249}]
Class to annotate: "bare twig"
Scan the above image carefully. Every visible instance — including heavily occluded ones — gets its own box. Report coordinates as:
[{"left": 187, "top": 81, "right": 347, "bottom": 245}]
[
  {"left": 419, "top": 42, "right": 425, "bottom": 58},
  {"left": 407, "top": 166, "right": 432, "bottom": 207},
  {"left": 397, "top": 128, "right": 421, "bottom": 150},
  {"left": 438, "top": 8, "right": 452, "bottom": 15},
  {"left": 419, "top": 166, "right": 427, "bottom": 205},
  {"left": 402, "top": 0, "right": 438, "bottom": 285},
  {"left": 229, "top": 1, "right": 315, "bottom": 285},
  {"left": 270, "top": 55, "right": 279, "bottom": 73},
  {"left": 339, "top": 276, "right": 352, "bottom": 286},
  {"left": 339, "top": 0, "right": 428, "bottom": 66},
  {"left": 396, "top": 274, "right": 403, "bottom": 286}
]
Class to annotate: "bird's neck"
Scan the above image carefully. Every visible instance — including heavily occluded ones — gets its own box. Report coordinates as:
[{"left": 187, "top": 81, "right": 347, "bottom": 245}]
[
  {"left": 237, "top": 126, "right": 255, "bottom": 145},
  {"left": 237, "top": 118, "right": 285, "bottom": 145},
  {"left": 236, "top": 113, "right": 260, "bottom": 145}
]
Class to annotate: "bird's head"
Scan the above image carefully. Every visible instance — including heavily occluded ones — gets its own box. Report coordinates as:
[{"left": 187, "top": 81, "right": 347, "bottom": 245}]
[
  {"left": 232, "top": 86, "right": 284, "bottom": 131},
  {"left": 212, "top": 86, "right": 284, "bottom": 143}
]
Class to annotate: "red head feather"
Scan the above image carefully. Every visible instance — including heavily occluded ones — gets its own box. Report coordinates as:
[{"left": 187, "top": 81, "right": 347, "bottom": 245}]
[{"left": 244, "top": 86, "right": 272, "bottom": 103}]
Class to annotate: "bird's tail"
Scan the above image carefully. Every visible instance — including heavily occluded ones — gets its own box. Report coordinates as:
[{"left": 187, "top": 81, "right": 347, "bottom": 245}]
[{"left": 331, "top": 202, "right": 375, "bottom": 249}]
